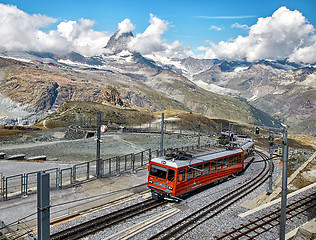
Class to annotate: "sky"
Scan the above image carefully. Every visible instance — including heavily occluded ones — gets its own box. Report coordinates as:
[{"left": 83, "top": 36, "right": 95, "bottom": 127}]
[{"left": 0, "top": 0, "right": 316, "bottom": 63}]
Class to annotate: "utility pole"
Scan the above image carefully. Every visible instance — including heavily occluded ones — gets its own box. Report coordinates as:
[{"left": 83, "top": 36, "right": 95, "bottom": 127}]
[
  {"left": 280, "top": 126, "right": 288, "bottom": 240},
  {"left": 252, "top": 126, "right": 255, "bottom": 141},
  {"left": 37, "top": 172, "right": 50, "bottom": 240},
  {"left": 198, "top": 118, "right": 201, "bottom": 149},
  {"left": 96, "top": 112, "right": 101, "bottom": 177},
  {"left": 160, "top": 113, "right": 164, "bottom": 156},
  {"left": 208, "top": 120, "right": 211, "bottom": 135},
  {"left": 267, "top": 131, "right": 274, "bottom": 194}
]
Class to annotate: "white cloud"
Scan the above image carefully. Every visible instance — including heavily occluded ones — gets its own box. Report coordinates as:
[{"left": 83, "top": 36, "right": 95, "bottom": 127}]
[
  {"left": 199, "top": 7, "right": 316, "bottom": 63},
  {"left": 193, "top": 15, "right": 257, "bottom": 19},
  {"left": 0, "top": 3, "right": 57, "bottom": 52},
  {"left": 117, "top": 18, "right": 135, "bottom": 37},
  {"left": 128, "top": 13, "right": 168, "bottom": 54},
  {"left": 289, "top": 40, "right": 316, "bottom": 63},
  {"left": 231, "top": 23, "right": 249, "bottom": 30},
  {"left": 127, "top": 14, "right": 193, "bottom": 58},
  {"left": 209, "top": 25, "right": 222, "bottom": 31},
  {"left": 0, "top": 4, "right": 110, "bottom": 56},
  {"left": 54, "top": 19, "right": 110, "bottom": 56}
]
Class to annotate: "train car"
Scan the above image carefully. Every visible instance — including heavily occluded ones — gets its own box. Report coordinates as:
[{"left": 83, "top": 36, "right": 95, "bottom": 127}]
[{"left": 148, "top": 140, "right": 254, "bottom": 201}]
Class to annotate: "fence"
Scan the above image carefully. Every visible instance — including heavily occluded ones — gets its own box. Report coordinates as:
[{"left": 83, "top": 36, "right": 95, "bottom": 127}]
[
  {"left": 1, "top": 143, "right": 210, "bottom": 201},
  {"left": 66, "top": 114, "right": 222, "bottom": 136}
]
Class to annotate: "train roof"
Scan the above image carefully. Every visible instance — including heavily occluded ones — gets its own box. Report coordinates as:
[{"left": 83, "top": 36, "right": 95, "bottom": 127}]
[{"left": 151, "top": 146, "right": 243, "bottom": 169}]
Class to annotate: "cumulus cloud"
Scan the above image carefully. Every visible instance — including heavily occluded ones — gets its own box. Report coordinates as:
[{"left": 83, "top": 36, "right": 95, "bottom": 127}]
[
  {"left": 54, "top": 19, "right": 110, "bottom": 56},
  {"left": 231, "top": 23, "right": 249, "bottom": 30},
  {"left": 128, "top": 13, "right": 168, "bottom": 54},
  {"left": 117, "top": 18, "right": 135, "bottom": 37},
  {"left": 209, "top": 25, "right": 222, "bottom": 31},
  {"left": 0, "top": 4, "right": 57, "bottom": 52},
  {"left": 0, "top": 3, "right": 110, "bottom": 56},
  {"left": 199, "top": 6, "right": 316, "bottom": 63},
  {"left": 126, "top": 14, "right": 193, "bottom": 58}
]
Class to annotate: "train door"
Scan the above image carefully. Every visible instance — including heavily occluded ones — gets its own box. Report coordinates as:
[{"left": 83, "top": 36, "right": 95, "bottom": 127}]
[{"left": 166, "top": 168, "right": 175, "bottom": 195}]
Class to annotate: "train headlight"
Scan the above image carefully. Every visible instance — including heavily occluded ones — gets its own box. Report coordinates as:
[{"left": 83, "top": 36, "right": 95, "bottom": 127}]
[
  {"left": 168, "top": 186, "right": 173, "bottom": 190},
  {"left": 149, "top": 180, "right": 153, "bottom": 184}
]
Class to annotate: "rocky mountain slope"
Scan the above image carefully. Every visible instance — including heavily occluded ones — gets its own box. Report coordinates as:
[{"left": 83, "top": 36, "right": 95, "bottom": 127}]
[
  {"left": 188, "top": 60, "right": 316, "bottom": 135},
  {"left": 0, "top": 55, "right": 278, "bottom": 128},
  {"left": 1, "top": 30, "right": 314, "bottom": 134},
  {"left": 143, "top": 55, "right": 315, "bottom": 134}
]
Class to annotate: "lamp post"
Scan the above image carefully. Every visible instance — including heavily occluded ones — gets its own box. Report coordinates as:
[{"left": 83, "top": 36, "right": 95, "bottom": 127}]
[
  {"left": 280, "top": 126, "right": 288, "bottom": 240},
  {"left": 160, "top": 113, "right": 164, "bottom": 156}
]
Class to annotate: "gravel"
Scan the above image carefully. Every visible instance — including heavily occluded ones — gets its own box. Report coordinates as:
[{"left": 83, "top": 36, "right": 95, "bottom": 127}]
[
  {"left": 2, "top": 129, "right": 313, "bottom": 239},
  {"left": 52, "top": 157, "right": 313, "bottom": 240},
  {"left": 49, "top": 157, "right": 269, "bottom": 239}
]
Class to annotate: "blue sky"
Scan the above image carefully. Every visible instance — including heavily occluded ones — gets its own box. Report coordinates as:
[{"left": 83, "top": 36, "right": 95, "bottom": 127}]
[
  {"left": 1, "top": 0, "right": 316, "bottom": 62},
  {"left": 2, "top": 0, "right": 315, "bottom": 47}
]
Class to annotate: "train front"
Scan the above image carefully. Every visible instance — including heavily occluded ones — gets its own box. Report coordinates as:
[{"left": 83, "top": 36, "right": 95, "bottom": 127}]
[{"left": 147, "top": 157, "right": 177, "bottom": 201}]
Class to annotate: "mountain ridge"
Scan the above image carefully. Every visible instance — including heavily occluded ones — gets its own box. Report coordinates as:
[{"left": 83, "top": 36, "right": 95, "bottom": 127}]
[{"left": 1, "top": 32, "right": 315, "bottom": 134}]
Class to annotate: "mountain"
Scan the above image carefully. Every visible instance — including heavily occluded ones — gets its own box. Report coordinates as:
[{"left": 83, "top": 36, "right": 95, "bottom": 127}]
[
  {"left": 2, "top": 30, "right": 314, "bottom": 134},
  {"left": 0, "top": 52, "right": 281, "bottom": 130},
  {"left": 104, "top": 31, "right": 134, "bottom": 53},
  {"left": 143, "top": 55, "right": 315, "bottom": 134},
  {"left": 189, "top": 61, "right": 316, "bottom": 135}
]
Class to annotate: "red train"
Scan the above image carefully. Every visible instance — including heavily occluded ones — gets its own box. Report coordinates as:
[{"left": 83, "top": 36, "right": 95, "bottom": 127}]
[{"left": 148, "top": 140, "right": 254, "bottom": 201}]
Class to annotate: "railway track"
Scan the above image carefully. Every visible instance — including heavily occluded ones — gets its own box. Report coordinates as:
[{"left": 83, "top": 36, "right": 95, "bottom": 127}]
[
  {"left": 215, "top": 191, "right": 316, "bottom": 239},
  {"left": 148, "top": 150, "right": 271, "bottom": 240},
  {"left": 50, "top": 198, "right": 166, "bottom": 240}
]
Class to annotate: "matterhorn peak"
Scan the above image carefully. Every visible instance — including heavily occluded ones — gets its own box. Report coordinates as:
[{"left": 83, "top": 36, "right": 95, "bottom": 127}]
[{"left": 104, "top": 30, "right": 134, "bottom": 54}]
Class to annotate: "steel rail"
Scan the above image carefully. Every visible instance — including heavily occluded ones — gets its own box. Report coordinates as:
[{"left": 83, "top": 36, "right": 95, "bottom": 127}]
[
  {"left": 50, "top": 199, "right": 166, "bottom": 240},
  {"left": 216, "top": 192, "right": 316, "bottom": 239},
  {"left": 148, "top": 150, "right": 270, "bottom": 240}
]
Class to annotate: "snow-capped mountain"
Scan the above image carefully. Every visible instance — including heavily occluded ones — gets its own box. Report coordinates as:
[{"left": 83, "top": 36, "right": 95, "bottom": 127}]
[{"left": 0, "top": 30, "right": 315, "bottom": 134}]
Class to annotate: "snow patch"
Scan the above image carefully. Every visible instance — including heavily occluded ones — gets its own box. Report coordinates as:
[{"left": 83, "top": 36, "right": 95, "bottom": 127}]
[
  {"left": 145, "top": 54, "right": 185, "bottom": 71},
  {"left": 0, "top": 93, "right": 35, "bottom": 125},
  {"left": 299, "top": 74, "right": 316, "bottom": 89},
  {"left": 0, "top": 51, "right": 58, "bottom": 64},
  {"left": 234, "top": 66, "right": 249, "bottom": 72},
  {"left": 195, "top": 80, "right": 239, "bottom": 96}
]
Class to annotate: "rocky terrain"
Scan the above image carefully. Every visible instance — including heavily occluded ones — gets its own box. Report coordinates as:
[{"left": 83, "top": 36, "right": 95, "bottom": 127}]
[
  {"left": 0, "top": 30, "right": 315, "bottom": 134},
  {"left": 190, "top": 60, "right": 316, "bottom": 135},
  {"left": 0, "top": 56, "right": 279, "bottom": 129}
]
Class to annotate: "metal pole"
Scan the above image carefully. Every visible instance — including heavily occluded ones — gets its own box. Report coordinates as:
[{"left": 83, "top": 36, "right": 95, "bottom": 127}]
[
  {"left": 208, "top": 120, "right": 211, "bottom": 135},
  {"left": 180, "top": 120, "right": 182, "bottom": 135},
  {"left": 280, "top": 126, "right": 288, "bottom": 240},
  {"left": 198, "top": 118, "right": 201, "bottom": 149},
  {"left": 267, "top": 131, "right": 274, "bottom": 194},
  {"left": 160, "top": 113, "right": 164, "bottom": 156},
  {"left": 37, "top": 172, "right": 50, "bottom": 240},
  {"left": 96, "top": 112, "right": 101, "bottom": 177},
  {"left": 252, "top": 126, "right": 255, "bottom": 141},
  {"left": 129, "top": 120, "right": 131, "bottom": 132}
]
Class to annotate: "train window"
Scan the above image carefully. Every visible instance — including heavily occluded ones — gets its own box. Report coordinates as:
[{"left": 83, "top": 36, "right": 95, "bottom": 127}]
[
  {"left": 167, "top": 169, "right": 175, "bottom": 182},
  {"left": 187, "top": 167, "right": 194, "bottom": 181},
  {"left": 224, "top": 157, "right": 229, "bottom": 169},
  {"left": 217, "top": 159, "right": 222, "bottom": 170},
  {"left": 233, "top": 155, "right": 238, "bottom": 165},
  {"left": 150, "top": 165, "right": 167, "bottom": 179},
  {"left": 196, "top": 165, "right": 203, "bottom": 178},
  {"left": 204, "top": 162, "right": 210, "bottom": 175},
  {"left": 239, "top": 154, "right": 242, "bottom": 163},
  {"left": 211, "top": 161, "right": 216, "bottom": 173},
  {"left": 178, "top": 169, "right": 186, "bottom": 183}
]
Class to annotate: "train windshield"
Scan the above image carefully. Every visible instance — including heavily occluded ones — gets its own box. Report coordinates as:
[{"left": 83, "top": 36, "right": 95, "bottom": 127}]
[{"left": 150, "top": 164, "right": 167, "bottom": 179}]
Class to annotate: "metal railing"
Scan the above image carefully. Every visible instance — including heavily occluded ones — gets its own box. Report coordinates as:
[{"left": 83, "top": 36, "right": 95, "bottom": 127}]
[{"left": 1, "top": 144, "right": 210, "bottom": 201}]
